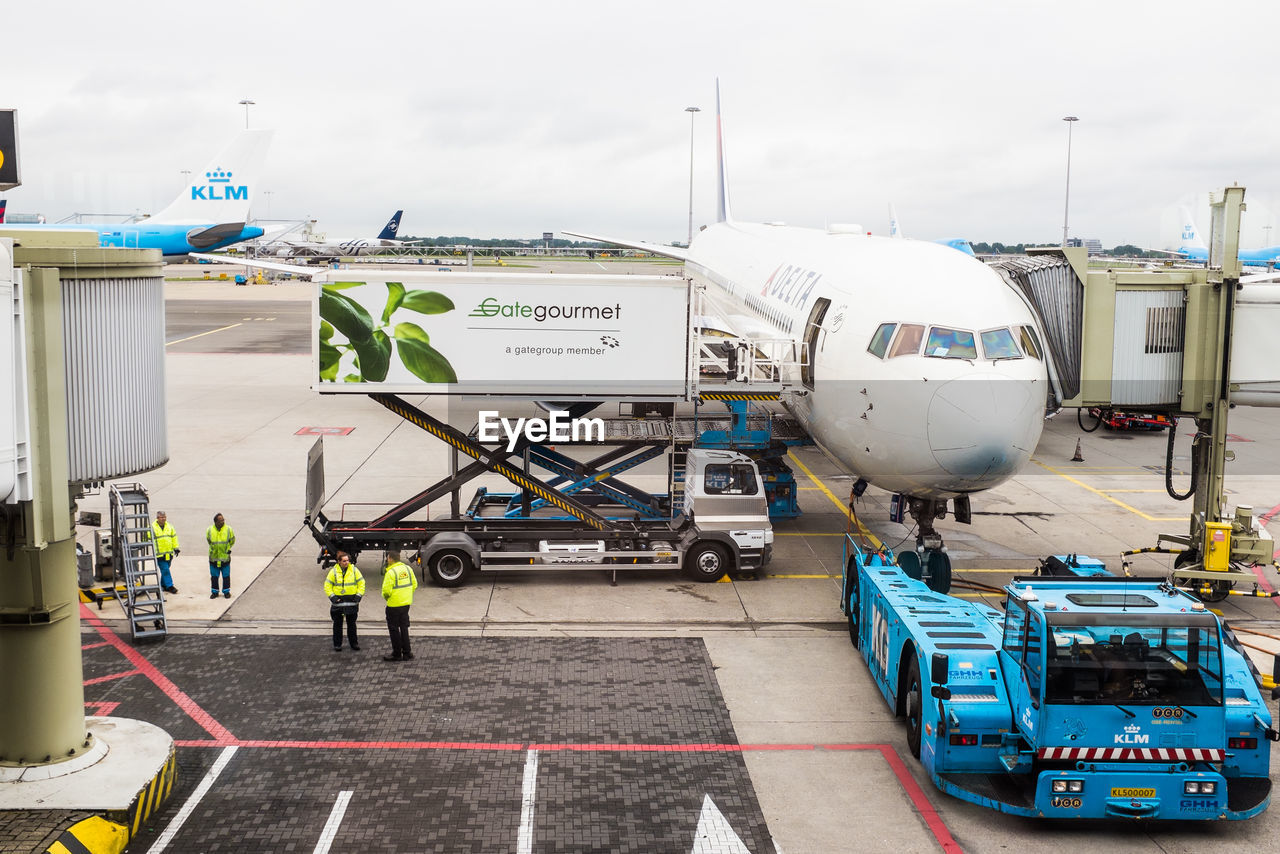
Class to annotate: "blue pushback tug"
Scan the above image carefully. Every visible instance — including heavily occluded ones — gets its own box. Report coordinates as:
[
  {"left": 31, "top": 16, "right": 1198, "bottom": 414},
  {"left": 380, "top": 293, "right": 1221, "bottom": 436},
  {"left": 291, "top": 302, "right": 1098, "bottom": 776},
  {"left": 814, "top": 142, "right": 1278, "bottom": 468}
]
[{"left": 841, "top": 537, "right": 1278, "bottom": 820}]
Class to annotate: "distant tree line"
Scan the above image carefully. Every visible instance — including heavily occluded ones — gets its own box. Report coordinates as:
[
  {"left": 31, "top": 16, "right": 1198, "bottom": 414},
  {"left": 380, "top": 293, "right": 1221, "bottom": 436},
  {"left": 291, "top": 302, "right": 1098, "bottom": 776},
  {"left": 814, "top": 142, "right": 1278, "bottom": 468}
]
[{"left": 969, "top": 241, "right": 1162, "bottom": 258}]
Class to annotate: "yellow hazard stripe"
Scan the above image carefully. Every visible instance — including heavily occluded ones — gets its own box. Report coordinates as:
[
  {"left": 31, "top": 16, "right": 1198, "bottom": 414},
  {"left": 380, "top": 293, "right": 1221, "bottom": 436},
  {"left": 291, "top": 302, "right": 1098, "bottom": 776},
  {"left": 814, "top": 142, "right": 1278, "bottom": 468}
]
[
  {"left": 130, "top": 747, "right": 177, "bottom": 836},
  {"left": 46, "top": 816, "right": 128, "bottom": 854},
  {"left": 699, "top": 392, "right": 780, "bottom": 401}
]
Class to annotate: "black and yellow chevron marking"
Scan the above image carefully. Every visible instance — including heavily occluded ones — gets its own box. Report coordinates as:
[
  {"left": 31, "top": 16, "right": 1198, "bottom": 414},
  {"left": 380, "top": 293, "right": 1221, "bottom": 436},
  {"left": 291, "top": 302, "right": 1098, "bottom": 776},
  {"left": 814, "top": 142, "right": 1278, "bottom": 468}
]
[
  {"left": 44, "top": 816, "right": 128, "bottom": 854},
  {"left": 371, "top": 394, "right": 610, "bottom": 531},
  {"left": 699, "top": 392, "right": 780, "bottom": 401},
  {"left": 78, "top": 585, "right": 125, "bottom": 605},
  {"left": 129, "top": 747, "right": 177, "bottom": 836}
]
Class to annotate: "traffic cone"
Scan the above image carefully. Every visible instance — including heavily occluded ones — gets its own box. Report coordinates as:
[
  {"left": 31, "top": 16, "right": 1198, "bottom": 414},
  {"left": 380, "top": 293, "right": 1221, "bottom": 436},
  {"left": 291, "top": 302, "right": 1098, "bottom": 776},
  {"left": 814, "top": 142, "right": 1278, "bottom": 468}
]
[{"left": 1071, "top": 439, "right": 1084, "bottom": 462}]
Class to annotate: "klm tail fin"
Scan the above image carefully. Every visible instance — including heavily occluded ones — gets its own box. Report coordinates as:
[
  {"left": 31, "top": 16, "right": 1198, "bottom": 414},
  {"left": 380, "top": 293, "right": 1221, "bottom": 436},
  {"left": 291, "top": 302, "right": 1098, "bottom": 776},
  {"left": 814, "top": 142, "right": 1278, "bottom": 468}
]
[
  {"left": 377, "top": 210, "right": 403, "bottom": 241},
  {"left": 150, "top": 129, "right": 273, "bottom": 225},
  {"left": 1178, "top": 206, "right": 1208, "bottom": 251},
  {"left": 715, "top": 81, "right": 733, "bottom": 225},
  {"left": 888, "top": 204, "right": 903, "bottom": 238}
]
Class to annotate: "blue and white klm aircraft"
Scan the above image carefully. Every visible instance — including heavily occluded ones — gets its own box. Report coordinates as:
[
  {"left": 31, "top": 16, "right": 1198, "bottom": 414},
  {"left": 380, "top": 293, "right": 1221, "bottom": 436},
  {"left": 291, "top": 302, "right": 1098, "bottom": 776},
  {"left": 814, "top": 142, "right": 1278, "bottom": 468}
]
[
  {"left": 0, "top": 130, "right": 272, "bottom": 258},
  {"left": 569, "top": 86, "right": 1048, "bottom": 575},
  {"left": 1160, "top": 206, "right": 1280, "bottom": 267}
]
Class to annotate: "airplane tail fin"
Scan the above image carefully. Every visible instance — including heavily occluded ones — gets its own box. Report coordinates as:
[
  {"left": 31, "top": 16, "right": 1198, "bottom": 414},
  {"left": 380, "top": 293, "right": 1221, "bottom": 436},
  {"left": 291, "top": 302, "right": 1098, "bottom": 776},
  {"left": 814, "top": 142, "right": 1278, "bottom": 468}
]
[
  {"left": 715, "top": 80, "right": 734, "bottom": 225},
  {"left": 150, "top": 129, "right": 273, "bottom": 225},
  {"left": 377, "top": 210, "right": 403, "bottom": 241},
  {"left": 888, "top": 203, "right": 903, "bottom": 238},
  {"left": 1177, "top": 206, "right": 1208, "bottom": 251},
  {"left": 0, "top": 199, "right": 6, "bottom": 224}
]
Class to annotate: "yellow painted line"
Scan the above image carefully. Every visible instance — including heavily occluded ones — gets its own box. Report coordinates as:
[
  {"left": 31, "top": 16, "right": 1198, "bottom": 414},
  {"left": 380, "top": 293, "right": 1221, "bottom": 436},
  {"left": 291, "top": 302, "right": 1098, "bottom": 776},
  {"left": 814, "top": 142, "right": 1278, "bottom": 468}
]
[
  {"left": 954, "top": 592, "right": 1003, "bottom": 599},
  {"left": 165, "top": 322, "right": 243, "bottom": 346},
  {"left": 1032, "top": 460, "right": 1185, "bottom": 522},
  {"left": 787, "top": 451, "right": 883, "bottom": 549},
  {"left": 768, "top": 573, "right": 837, "bottom": 579},
  {"left": 1103, "top": 489, "right": 1167, "bottom": 493},
  {"left": 958, "top": 568, "right": 1031, "bottom": 574}
]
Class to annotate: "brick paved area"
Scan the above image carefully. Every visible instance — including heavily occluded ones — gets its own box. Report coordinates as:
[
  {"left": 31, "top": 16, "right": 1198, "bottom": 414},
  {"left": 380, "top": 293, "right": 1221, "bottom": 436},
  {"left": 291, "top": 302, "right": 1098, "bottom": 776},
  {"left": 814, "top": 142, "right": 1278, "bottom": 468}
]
[{"left": 79, "top": 635, "right": 772, "bottom": 853}]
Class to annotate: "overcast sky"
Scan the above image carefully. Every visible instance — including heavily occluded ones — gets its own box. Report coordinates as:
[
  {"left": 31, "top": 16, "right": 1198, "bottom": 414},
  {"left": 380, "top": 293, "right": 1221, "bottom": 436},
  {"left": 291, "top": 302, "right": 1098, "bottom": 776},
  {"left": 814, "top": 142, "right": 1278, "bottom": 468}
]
[{"left": 5, "top": 0, "right": 1280, "bottom": 249}]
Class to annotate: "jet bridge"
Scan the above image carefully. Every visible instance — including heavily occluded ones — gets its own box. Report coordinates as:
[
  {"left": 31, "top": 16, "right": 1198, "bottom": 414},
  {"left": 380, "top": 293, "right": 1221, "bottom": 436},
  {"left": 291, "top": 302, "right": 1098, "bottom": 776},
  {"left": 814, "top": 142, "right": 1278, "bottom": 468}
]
[{"left": 992, "top": 186, "right": 1280, "bottom": 598}]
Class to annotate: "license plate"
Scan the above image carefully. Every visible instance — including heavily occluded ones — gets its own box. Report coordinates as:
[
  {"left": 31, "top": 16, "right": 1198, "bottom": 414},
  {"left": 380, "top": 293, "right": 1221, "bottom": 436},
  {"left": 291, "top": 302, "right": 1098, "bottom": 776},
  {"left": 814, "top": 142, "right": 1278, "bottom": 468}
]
[{"left": 1110, "top": 787, "right": 1156, "bottom": 798}]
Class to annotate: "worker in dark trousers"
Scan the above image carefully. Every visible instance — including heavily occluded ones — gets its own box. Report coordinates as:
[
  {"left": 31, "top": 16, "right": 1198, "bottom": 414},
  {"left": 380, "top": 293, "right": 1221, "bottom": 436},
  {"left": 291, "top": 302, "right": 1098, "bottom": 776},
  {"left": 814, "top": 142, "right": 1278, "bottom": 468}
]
[
  {"left": 381, "top": 549, "right": 417, "bottom": 662},
  {"left": 206, "top": 513, "right": 236, "bottom": 599},
  {"left": 325, "top": 551, "right": 365, "bottom": 651}
]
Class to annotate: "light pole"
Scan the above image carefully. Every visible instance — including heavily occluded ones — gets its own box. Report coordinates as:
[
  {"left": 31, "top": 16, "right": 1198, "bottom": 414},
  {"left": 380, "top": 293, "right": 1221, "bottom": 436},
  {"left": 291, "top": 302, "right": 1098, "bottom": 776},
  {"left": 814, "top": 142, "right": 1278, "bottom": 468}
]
[
  {"left": 1061, "top": 116, "right": 1079, "bottom": 247},
  {"left": 685, "top": 106, "right": 701, "bottom": 247},
  {"left": 180, "top": 169, "right": 191, "bottom": 189},
  {"left": 239, "top": 99, "right": 256, "bottom": 129},
  {"left": 264, "top": 190, "right": 273, "bottom": 219}
]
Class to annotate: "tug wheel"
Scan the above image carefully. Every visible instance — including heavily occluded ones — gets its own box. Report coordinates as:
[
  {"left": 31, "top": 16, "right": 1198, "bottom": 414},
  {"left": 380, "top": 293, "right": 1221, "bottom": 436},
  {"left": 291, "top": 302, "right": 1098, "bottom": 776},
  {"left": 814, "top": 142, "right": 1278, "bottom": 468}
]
[
  {"left": 905, "top": 656, "right": 923, "bottom": 759},
  {"left": 846, "top": 560, "right": 861, "bottom": 649}
]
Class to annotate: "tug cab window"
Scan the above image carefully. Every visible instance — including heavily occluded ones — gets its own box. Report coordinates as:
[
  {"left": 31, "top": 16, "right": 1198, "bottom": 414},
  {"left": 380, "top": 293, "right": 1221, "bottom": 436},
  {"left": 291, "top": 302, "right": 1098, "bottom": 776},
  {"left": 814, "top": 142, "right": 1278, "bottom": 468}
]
[
  {"left": 703, "top": 464, "right": 759, "bottom": 495},
  {"left": 925, "top": 326, "right": 978, "bottom": 359},
  {"left": 867, "top": 323, "right": 896, "bottom": 359},
  {"left": 888, "top": 323, "right": 925, "bottom": 358},
  {"left": 979, "top": 327, "right": 1022, "bottom": 360}
]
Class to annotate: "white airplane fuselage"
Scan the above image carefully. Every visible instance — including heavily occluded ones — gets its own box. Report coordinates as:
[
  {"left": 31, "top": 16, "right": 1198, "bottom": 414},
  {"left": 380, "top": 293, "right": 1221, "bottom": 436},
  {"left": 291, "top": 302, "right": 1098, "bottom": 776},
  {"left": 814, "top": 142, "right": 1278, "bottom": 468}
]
[{"left": 686, "top": 222, "right": 1047, "bottom": 500}]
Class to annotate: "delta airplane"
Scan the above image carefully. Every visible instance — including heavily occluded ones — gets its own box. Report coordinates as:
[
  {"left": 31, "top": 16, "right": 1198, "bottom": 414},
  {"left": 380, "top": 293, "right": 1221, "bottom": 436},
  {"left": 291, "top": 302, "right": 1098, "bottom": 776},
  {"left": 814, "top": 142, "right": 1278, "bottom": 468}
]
[
  {"left": 0, "top": 130, "right": 272, "bottom": 258},
  {"left": 259, "top": 210, "right": 404, "bottom": 260},
  {"left": 1159, "top": 206, "right": 1280, "bottom": 267},
  {"left": 568, "top": 88, "right": 1048, "bottom": 578}
]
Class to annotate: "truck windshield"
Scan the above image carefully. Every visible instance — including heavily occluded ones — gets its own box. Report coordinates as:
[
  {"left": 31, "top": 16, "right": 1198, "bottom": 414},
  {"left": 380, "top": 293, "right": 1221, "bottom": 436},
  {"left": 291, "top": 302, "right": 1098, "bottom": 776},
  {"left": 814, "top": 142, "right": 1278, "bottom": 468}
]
[{"left": 1043, "top": 617, "right": 1223, "bottom": 707}]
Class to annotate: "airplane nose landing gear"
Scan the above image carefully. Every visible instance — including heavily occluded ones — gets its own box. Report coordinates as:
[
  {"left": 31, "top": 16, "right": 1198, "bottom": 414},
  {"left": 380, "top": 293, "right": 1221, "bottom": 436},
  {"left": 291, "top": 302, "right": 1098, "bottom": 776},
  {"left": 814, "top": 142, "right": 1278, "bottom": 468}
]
[{"left": 895, "top": 497, "right": 953, "bottom": 594}]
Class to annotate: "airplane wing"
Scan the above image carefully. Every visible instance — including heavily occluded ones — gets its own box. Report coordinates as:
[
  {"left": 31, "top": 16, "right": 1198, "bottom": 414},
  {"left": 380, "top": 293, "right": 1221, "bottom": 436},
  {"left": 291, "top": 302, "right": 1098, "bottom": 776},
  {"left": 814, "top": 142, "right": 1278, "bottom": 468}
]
[
  {"left": 189, "top": 253, "right": 325, "bottom": 280},
  {"left": 561, "top": 230, "right": 691, "bottom": 262}
]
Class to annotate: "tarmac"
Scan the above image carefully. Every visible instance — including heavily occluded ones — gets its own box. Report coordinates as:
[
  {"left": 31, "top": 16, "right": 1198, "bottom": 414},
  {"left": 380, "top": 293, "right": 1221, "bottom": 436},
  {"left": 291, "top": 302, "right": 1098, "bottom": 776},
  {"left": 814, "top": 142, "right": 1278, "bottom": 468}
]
[{"left": 4, "top": 258, "right": 1280, "bottom": 853}]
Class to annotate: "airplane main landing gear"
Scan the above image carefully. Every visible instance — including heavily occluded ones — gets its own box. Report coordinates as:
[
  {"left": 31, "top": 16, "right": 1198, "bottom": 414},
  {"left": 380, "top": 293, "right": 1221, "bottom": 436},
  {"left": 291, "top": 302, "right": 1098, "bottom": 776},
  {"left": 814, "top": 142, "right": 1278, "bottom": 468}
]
[{"left": 896, "top": 497, "right": 952, "bottom": 594}]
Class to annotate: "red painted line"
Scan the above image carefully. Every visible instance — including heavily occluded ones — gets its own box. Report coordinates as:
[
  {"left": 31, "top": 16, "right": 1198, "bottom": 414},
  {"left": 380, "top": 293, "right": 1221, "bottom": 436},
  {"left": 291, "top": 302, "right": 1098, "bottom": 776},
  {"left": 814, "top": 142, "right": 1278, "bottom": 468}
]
[
  {"left": 79, "top": 604, "right": 237, "bottom": 744},
  {"left": 875, "top": 745, "right": 963, "bottom": 854},
  {"left": 1260, "top": 501, "right": 1280, "bottom": 527},
  {"left": 81, "top": 641, "right": 112, "bottom": 651},
  {"left": 83, "top": 669, "right": 140, "bottom": 686},
  {"left": 85, "top": 701, "right": 121, "bottom": 716}
]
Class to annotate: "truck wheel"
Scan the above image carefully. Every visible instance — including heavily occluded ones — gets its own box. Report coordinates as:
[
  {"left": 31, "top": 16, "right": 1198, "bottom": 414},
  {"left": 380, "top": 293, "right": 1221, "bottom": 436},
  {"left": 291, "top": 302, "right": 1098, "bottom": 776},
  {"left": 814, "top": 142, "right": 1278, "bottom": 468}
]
[
  {"left": 904, "top": 656, "right": 923, "bottom": 759},
  {"left": 685, "top": 542, "right": 729, "bottom": 582},
  {"left": 846, "top": 561, "right": 861, "bottom": 649},
  {"left": 428, "top": 550, "right": 471, "bottom": 588}
]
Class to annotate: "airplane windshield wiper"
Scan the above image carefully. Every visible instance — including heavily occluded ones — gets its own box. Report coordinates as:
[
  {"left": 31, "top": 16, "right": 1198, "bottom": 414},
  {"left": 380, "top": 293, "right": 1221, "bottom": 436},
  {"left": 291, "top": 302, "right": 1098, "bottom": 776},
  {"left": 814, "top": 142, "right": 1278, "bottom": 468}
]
[{"left": 1114, "top": 705, "right": 1136, "bottom": 718}]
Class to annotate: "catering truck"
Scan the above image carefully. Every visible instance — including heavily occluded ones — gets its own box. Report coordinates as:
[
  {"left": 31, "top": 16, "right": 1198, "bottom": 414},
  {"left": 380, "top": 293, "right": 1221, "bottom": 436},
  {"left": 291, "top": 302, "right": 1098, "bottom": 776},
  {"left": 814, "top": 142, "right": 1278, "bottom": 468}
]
[{"left": 842, "top": 542, "right": 1278, "bottom": 820}]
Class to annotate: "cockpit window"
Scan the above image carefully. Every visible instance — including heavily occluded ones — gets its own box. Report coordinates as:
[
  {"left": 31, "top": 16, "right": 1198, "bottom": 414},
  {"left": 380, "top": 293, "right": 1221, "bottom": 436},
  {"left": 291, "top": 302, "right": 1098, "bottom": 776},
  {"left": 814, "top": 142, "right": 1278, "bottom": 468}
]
[
  {"left": 925, "top": 327, "right": 978, "bottom": 359},
  {"left": 1020, "top": 325, "right": 1043, "bottom": 360},
  {"left": 980, "top": 328, "right": 1022, "bottom": 360},
  {"left": 888, "top": 324, "right": 925, "bottom": 358},
  {"left": 867, "top": 323, "right": 896, "bottom": 359}
]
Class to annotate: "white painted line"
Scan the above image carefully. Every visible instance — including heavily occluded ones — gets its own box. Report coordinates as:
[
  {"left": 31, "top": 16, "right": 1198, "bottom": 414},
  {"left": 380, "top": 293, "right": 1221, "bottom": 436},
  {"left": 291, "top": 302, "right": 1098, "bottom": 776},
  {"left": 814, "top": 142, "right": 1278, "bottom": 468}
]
[
  {"left": 147, "top": 745, "right": 239, "bottom": 854},
  {"left": 517, "top": 749, "right": 539, "bottom": 854},
  {"left": 165, "top": 323, "right": 243, "bottom": 347},
  {"left": 313, "top": 790, "right": 354, "bottom": 854}
]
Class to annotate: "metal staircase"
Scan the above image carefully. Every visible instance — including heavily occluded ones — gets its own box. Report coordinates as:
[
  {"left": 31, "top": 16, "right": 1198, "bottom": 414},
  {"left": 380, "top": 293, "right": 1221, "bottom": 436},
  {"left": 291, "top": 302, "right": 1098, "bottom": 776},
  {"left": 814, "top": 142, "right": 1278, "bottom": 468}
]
[{"left": 109, "top": 483, "right": 167, "bottom": 641}]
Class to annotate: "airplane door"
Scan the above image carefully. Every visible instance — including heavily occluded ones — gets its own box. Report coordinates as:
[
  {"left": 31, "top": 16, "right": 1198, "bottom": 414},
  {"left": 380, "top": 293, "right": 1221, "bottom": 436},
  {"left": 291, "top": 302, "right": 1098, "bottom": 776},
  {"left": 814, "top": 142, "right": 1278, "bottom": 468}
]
[{"left": 801, "top": 297, "right": 830, "bottom": 390}]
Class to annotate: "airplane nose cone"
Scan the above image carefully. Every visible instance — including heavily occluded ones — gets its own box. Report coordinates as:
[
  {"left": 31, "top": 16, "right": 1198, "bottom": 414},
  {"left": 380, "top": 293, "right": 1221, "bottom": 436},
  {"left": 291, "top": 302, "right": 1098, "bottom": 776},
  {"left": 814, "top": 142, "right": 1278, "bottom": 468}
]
[{"left": 927, "top": 374, "right": 1043, "bottom": 482}]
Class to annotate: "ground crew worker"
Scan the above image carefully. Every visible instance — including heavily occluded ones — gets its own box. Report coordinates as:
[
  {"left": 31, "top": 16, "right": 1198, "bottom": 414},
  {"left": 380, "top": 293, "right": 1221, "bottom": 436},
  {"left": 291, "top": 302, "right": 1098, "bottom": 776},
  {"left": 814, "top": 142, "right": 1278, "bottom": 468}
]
[
  {"left": 206, "top": 513, "right": 236, "bottom": 599},
  {"left": 151, "top": 511, "right": 180, "bottom": 594},
  {"left": 381, "top": 549, "right": 417, "bottom": 662},
  {"left": 325, "top": 551, "right": 365, "bottom": 651}
]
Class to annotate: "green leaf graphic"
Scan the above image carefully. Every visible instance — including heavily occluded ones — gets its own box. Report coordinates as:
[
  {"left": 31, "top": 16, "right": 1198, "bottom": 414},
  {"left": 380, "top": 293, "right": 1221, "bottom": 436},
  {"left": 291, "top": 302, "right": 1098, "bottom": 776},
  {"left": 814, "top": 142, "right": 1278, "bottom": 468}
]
[
  {"left": 398, "top": 338, "right": 458, "bottom": 383},
  {"left": 393, "top": 322, "right": 430, "bottom": 345},
  {"left": 352, "top": 330, "right": 392, "bottom": 382},
  {"left": 319, "top": 291, "right": 375, "bottom": 344},
  {"left": 322, "top": 281, "right": 367, "bottom": 292},
  {"left": 319, "top": 341, "right": 341, "bottom": 381},
  {"left": 319, "top": 319, "right": 335, "bottom": 342},
  {"left": 382, "top": 282, "right": 405, "bottom": 325},
  {"left": 401, "top": 290, "right": 455, "bottom": 315}
]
